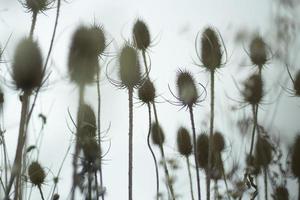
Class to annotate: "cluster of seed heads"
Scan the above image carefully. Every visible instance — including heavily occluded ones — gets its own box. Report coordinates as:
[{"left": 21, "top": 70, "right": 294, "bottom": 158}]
[
  {"left": 151, "top": 122, "right": 165, "bottom": 146},
  {"left": 138, "top": 79, "right": 156, "bottom": 103},
  {"left": 28, "top": 161, "right": 45, "bottom": 186},
  {"left": 243, "top": 74, "right": 263, "bottom": 105},
  {"left": 249, "top": 36, "right": 267, "bottom": 67},
  {"left": 12, "top": 38, "right": 43, "bottom": 91},
  {"left": 201, "top": 27, "right": 222, "bottom": 71},
  {"left": 176, "top": 70, "right": 198, "bottom": 107},
  {"left": 133, "top": 19, "right": 150, "bottom": 51},
  {"left": 176, "top": 127, "right": 192, "bottom": 157}
]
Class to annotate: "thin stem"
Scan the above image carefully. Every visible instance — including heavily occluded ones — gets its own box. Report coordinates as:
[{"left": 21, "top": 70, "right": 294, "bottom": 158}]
[
  {"left": 128, "top": 88, "right": 133, "bottom": 200},
  {"left": 218, "top": 153, "right": 231, "bottom": 200},
  {"left": 207, "top": 70, "right": 215, "bottom": 200},
  {"left": 152, "top": 103, "right": 176, "bottom": 200},
  {"left": 147, "top": 103, "right": 159, "bottom": 200},
  {"left": 88, "top": 167, "right": 92, "bottom": 200},
  {"left": 264, "top": 167, "right": 268, "bottom": 200},
  {"left": 189, "top": 106, "right": 201, "bottom": 200},
  {"left": 142, "top": 50, "right": 149, "bottom": 77},
  {"left": 249, "top": 105, "right": 258, "bottom": 159},
  {"left": 214, "top": 180, "right": 218, "bottom": 200},
  {"left": 38, "top": 185, "right": 45, "bottom": 200},
  {"left": 29, "top": 11, "right": 37, "bottom": 38},
  {"left": 186, "top": 157, "right": 195, "bottom": 200},
  {"left": 95, "top": 171, "right": 99, "bottom": 200}
]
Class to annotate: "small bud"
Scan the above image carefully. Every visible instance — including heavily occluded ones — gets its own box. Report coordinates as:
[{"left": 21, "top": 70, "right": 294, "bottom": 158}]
[
  {"left": 250, "top": 36, "right": 267, "bottom": 67},
  {"left": 291, "top": 134, "right": 300, "bottom": 178},
  {"left": 201, "top": 27, "right": 222, "bottom": 71},
  {"left": 196, "top": 134, "right": 209, "bottom": 169},
  {"left": 138, "top": 79, "right": 155, "bottom": 103},
  {"left": 176, "top": 127, "right": 192, "bottom": 156},
  {"left": 151, "top": 122, "right": 165, "bottom": 146},
  {"left": 176, "top": 71, "right": 198, "bottom": 107},
  {"left": 133, "top": 19, "right": 151, "bottom": 51},
  {"left": 28, "top": 161, "right": 45, "bottom": 186},
  {"left": 243, "top": 74, "right": 263, "bottom": 105}
]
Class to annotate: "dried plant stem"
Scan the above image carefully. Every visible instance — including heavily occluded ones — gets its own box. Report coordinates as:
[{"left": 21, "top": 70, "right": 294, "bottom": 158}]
[
  {"left": 37, "top": 185, "right": 45, "bottom": 200},
  {"left": 264, "top": 167, "right": 268, "bottom": 200},
  {"left": 152, "top": 103, "right": 176, "bottom": 200},
  {"left": 207, "top": 70, "right": 215, "bottom": 200},
  {"left": 88, "top": 167, "right": 92, "bottom": 200},
  {"left": 96, "top": 66, "right": 104, "bottom": 200},
  {"left": 186, "top": 157, "right": 195, "bottom": 200},
  {"left": 214, "top": 180, "right": 218, "bottom": 200},
  {"left": 29, "top": 11, "right": 37, "bottom": 38},
  {"left": 298, "top": 178, "right": 300, "bottom": 200},
  {"left": 249, "top": 105, "right": 258, "bottom": 159},
  {"left": 5, "top": 91, "right": 30, "bottom": 200},
  {"left": 189, "top": 106, "right": 201, "bottom": 200},
  {"left": 142, "top": 50, "right": 149, "bottom": 77},
  {"left": 128, "top": 88, "right": 134, "bottom": 200},
  {"left": 95, "top": 171, "right": 99, "bottom": 200},
  {"left": 218, "top": 153, "right": 231, "bottom": 200},
  {"left": 147, "top": 103, "right": 159, "bottom": 200}
]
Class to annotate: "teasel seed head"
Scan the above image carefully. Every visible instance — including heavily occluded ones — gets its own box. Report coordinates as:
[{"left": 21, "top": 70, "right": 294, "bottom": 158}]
[
  {"left": 133, "top": 19, "right": 150, "bottom": 51},
  {"left": 273, "top": 186, "right": 289, "bottom": 200},
  {"left": 176, "top": 127, "right": 192, "bottom": 156},
  {"left": 213, "top": 131, "right": 225, "bottom": 153},
  {"left": 138, "top": 79, "right": 155, "bottom": 103},
  {"left": 243, "top": 74, "right": 263, "bottom": 105},
  {"left": 246, "top": 154, "right": 261, "bottom": 176},
  {"left": 68, "top": 25, "right": 100, "bottom": 85},
  {"left": 201, "top": 27, "right": 222, "bottom": 71},
  {"left": 90, "top": 25, "right": 106, "bottom": 56},
  {"left": 12, "top": 37, "right": 43, "bottom": 92},
  {"left": 28, "top": 161, "right": 45, "bottom": 186},
  {"left": 196, "top": 133, "right": 209, "bottom": 169},
  {"left": 25, "top": 0, "right": 51, "bottom": 13},
  {"left": 293, "top": 71, "right": 300, "bottom": 96},
  {"left": 82, "top": 138, "right": 100, "bottom": 163},
  {"left": 249, "top": 36, "right": 267, "bottom": 68},
  {"left": 211, "top": 153, "right": 223, "bottom": 180},
  {"left": 119, "top": 44, "right": 141, "bottom": 89},
  {"left": 151, "top": 122, "right": 165, "bottom": 146},
  {"left": 255, "top": 136, "right": 272, "bottom": 168},
  {"left": 77, "top": 104, "right": 96, "bottom": 139},
  {"left": 176, "top": 70, "right": 198, "bottom": 107},
  {"left": 291, "top": 134, "right": 300, "bottom": 178}
]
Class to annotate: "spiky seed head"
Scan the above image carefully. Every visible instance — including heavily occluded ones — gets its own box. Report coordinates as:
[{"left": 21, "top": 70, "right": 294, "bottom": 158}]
[
  {"left": 133, "top": 19, "right": 150, "bottom": 51},
  {"left": 176, "top": 127, "right": 192, "bottom": 156},
  {"left": 197, "top": 134, "right": 209, "bottom": 169},
  {"left": 291, "top": 134, "right": 300, "bottom": 178},
  {"left": 25, "top": 0, "right": 50, "bottom": 13},
  {"left": 250, "top": 36, "right": 267, "bottom": 67},
  {"left": 119, "top": 45, "right": 141, "bottom": 88},
  {"left": 273, "top": 186, "right": 289, "bottom": 200},
  {"left": 213, "top": 131, "right": 225, "bottom": 153},
  {"left": 246, "top": 154, "right": 261, "bottom": 176},
  {"left": 52, "top": 194, "right": 60, "bottom": 200},
  {"left": 294, "top": 71, "right": 300, "bottom": 96},
  {"left": 255, "top": 136, "right": 272, "bottom": 168},
  {"left": 176, "top": 71, "right": 198, "bottom": 107},
  {"left": 90, "top": 25, "right": 106, "bottom": 56},
  {"left": 77, "top": 104, "right": 96, "bottom": 139},
  {"left": 28, "top": 161, "right": 45, "bottom": 186},
  {"left": 82, "top": 138, "right": 100, "bottom": 163},
  {"left": 243, "top": 74, "right": 263, "bottom": 105},
  {"left": 151, "top": 122, "right": 165, "bottom": 146},
  {"left": 12, "top": 38, "right": 43, "bottom": 91},
  {"left": 138, "top": 79, "right": 155, "bottom": 103},
  {"left": 68, "top": 25, "right": 100, "bottom": 85},
  {"left": 201, "top": 27, "right": 222, "bottom": 71}
]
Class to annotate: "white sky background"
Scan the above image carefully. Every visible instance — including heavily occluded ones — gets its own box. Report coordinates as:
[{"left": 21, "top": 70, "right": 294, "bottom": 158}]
[{"left": 0, "top": 0, "right": 300, "bottom": 199}]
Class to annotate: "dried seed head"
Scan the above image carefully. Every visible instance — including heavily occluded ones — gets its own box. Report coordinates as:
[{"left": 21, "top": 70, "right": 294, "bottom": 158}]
[
  {"left": 119, "top": 45, "right": 141, "bottom": 88},
  {"left": 243, "top": 74, "right": 263, "bottom": 105},
  {"left": 213, "top": 131, "right": 225, "bottom": 153},
  {"left": 176, "top": 71, "right": 198, "bottom": 107},
  {"left": 273, "top": 186, "right": 289, "bottom": 200},
  {"left": 246, "top": 154, "right": 261, "bottom": 176},
  {"left": 82, "top": 138, "right": 100, "bottom": 163},
  {"left": 77, "top": 104, "right": 96, "bottom": 139},
  {"left": 133, "top": 19, "right": 150, "bottom": 51},
  {"left": 28, "top": 161, "right": 45, "bottom": 186},
  {"left": 294, "top": 71, "right": 300, "bottom": 96},
  {"left": 250, "top": 36, "right": 267, "bottom": 67},
  {"left": 291, "top": 135, "right": 300, "bottom": 178},
  {"left": 151, "top": 122, "right": 165, "bottom": 146},
  {"left": 176, "top": 127, "right": 192, "bottom": 156},
  {"left": 68, "top": 25, "right": 100, "bottom": 85},
  {"left": 138, "top": 79, "right": 155, "bottom": 103},
  {"left": 90, "top": 25, "right": 106, "bottom": 56},
  {"left": 12, "top": 38, "right": 43, "bottom": 91},
  {"left": 25, "top": 0, "right": 51, "bottom": 13},
  {"left": 255, "top": 136, "right": 272, "bottom": 168},
  {"left": 197, "top": 134, "right": 209, "bottom": 169},
  {"left": 201, "top": 27, "right": 222, "bottom": 71}
]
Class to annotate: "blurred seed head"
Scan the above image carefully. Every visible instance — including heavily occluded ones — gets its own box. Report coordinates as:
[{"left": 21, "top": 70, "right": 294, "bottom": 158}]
[
  {"left": 28, "top": 161, "right": 45, "bottom": 186},
  {"left": 176, "top": 70, "right": 198, "bottom": 107},
  {"left": 138, "top": 79, "right": 155, "bottom": 103},
  {"left": 201, "top": 27, "right": 222, "bottom": 71},
  {"left": 213, "top": 131, "right": 225, "bottom": 153},
  {"left": 24, "top": 0, "right": 52, "bottom": 13},
  {"left": 249, "top": 36, "right": 267, "bottom": 67},
  {"left": 176, "top": 127, "right": 192, "bottom": 156},
  {"left": 246, "top": 154, "right": 261, "bottom": 176},
  {"left": 68, "top": 25, "right": 100, "bottom": 85},
  {"left": 77, "top": 104, "right": 96, "bottom": 139},
  {"left": 255, "top": 136, "right": 272, "bottom": 168},
  {"left": 273, "top": 186, "right": 289, "bottom": 200},
  {"left": 294, "top": 71, "right": 300, "bottom": 96},
  {"left": 82, "top": 138, "right": 100, "bottom": 163},
  {"left": 133, "top": 19, "right": 150, "bottom": 51},
  {"left": 12, "top": 37, "right": 43, "bottom": 91},
  {"left": 90, "top": 25, "right": 106, "bottom": 56},
  {"left": 196, "top": 133, "right": 209, "bottom": 169},
  {"left": 151, "top": 122, "right": 165, "bottom": 146},
  {"left": 52, "top": 194, "right": 60, "bottom": 200},
  {"left": 242, "top": 74, "right": 263, "bottom": 105},
  {"left": 291, "top": 134, "right": 300, "bottom": 178},
  {"left": 119, "top": 45, "right": 141, "bottom": 89}
]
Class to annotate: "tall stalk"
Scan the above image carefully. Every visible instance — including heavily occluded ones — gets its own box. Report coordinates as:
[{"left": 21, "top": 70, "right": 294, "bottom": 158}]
[
  {"left": 189, "top": 106, "right": 201, "bottom": 200},
  {"left": 264, "top": 168, "right": 268, "bottom": 200},
  {"left": 186, "top": 157, "right": 195, "bottom": 200},
  {"left": 128, "top": 88, "right": 133, "bottom": 200},
  {"left": 29, "top": 11, "right": 37, "bottom": 38}
]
